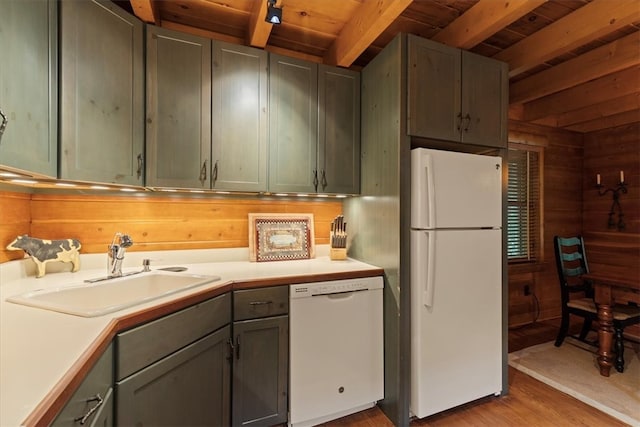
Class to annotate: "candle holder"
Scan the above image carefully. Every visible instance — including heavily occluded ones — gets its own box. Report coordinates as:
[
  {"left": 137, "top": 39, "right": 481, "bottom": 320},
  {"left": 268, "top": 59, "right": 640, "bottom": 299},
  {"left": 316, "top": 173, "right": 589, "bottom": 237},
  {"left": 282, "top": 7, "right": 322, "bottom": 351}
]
[{"left": 596, "top": 181, "right": 628, "bottom": 231}]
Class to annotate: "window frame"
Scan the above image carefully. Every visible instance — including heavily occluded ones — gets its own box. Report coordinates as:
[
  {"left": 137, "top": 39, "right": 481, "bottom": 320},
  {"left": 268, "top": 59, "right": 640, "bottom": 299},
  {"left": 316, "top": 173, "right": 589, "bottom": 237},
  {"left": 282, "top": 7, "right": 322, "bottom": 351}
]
[{"left": 507, "top": 142, "right": 544, "bottom": 264}]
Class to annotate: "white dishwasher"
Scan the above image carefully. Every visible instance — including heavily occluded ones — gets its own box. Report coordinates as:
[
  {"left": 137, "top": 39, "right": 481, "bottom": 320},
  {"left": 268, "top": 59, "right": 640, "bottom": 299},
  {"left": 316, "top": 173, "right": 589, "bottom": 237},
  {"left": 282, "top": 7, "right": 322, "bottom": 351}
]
[{"left": 289, "top": 276, "right": 384, "bottom": 427}]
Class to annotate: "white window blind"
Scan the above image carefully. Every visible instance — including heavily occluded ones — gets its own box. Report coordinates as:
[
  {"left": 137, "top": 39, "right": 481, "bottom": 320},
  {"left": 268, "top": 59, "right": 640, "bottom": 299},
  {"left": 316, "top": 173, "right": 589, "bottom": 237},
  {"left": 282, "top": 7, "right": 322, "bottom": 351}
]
[{"left": 507, "top": 148, "right": 541, "bottom": 262}]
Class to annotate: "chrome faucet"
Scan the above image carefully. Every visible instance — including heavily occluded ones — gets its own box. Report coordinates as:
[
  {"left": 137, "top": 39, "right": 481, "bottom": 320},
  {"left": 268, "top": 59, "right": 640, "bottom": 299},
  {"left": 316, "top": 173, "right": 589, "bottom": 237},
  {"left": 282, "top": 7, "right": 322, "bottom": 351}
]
[{"left": 108, "top": 232, "right": 133, "bottom": 277}]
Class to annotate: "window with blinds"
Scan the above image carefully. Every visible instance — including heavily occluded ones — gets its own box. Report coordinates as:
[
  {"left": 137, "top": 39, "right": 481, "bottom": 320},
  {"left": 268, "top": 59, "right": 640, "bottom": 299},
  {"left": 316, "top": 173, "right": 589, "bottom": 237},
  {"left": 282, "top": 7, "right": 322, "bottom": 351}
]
[{"left": 507, "top": 147, "right": 541, "bottom": 262}]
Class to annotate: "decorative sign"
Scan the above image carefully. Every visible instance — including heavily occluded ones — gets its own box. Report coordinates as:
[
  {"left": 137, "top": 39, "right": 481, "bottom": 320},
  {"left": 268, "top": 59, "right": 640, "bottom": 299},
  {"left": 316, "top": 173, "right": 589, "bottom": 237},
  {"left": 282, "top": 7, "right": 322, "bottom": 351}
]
[{"left": 248, "top": 213, "right": 315, "bottom": 262}]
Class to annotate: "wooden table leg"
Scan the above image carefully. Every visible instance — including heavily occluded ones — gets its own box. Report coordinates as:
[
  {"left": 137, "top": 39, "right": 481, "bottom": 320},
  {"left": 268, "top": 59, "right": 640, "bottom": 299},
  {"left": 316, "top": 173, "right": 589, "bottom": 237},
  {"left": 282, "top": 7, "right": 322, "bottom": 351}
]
[{"left": 597, "top": 303, "right": 614, "bottom": 377}]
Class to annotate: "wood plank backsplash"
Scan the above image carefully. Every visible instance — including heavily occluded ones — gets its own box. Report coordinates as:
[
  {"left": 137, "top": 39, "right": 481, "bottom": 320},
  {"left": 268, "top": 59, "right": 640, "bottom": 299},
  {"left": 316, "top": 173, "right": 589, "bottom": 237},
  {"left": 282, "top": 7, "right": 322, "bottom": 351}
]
[{"left": 0, "top": 192, "right": 342, "bottom": 263}]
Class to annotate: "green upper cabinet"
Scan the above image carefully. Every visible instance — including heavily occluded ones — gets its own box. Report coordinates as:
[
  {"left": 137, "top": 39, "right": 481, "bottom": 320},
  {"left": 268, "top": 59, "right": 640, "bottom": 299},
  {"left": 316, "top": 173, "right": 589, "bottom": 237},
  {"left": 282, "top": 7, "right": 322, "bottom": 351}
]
[
  {"left": 145, "top": 25, "right": 211, "bottom": 189},
  {"left": 268, "top": 54, "right": 318, "bottom": 194},
  {"left": 407, "top": 35, "right": 507, "bottom": 148},
  {"left": 460, "top": 50, "right": 508, "bottom": 148},
  {"left": 59, "top": 0, "right": 144, "bottom": 185},
  {"left": 212, "top": 41, "right": 268, "bottom": 192},
  {"left": 0, "top": 0, "right": 57, "bottom": 177},
  {"left": 269, "top": 55, "right": 361, "bottom": 194},
  {"left": 318, "top": 65, "right": 360, "bottom": 194}
]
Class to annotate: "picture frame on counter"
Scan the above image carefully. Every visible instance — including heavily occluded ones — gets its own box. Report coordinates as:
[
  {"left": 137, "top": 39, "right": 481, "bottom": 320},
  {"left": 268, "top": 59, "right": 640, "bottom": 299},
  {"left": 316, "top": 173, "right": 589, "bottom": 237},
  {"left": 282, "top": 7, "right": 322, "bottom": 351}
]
[{"left": 248, "top": 213, "right": 315, "bottom": 262}]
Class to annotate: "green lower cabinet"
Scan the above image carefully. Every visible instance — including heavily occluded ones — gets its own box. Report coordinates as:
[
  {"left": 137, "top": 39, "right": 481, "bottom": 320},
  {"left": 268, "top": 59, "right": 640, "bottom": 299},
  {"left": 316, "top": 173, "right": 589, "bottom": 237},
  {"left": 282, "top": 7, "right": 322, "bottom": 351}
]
[
  {"left": 232, "top": 316, "right": 289, "bottom": 427},
  {"left": 52, "top": 344, "right": 113, "bottom": 427},
  {"left": 116, "top": 326, "right": 231, "bottom": 426}
]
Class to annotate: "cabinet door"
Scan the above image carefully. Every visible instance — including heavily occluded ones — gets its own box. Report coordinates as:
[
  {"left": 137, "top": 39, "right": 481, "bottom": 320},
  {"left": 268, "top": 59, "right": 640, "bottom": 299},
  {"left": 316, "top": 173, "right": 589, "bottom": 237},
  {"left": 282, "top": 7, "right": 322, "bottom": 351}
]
[
  {"left": 269, "top": 54, "right": 318, "bottom": 193},
  {"left": 212, "top": 41, "right": 268, "bottom": 192},
  {"left": 60, "top": 0, "right": 143, "bottom": 185},
  {"left": 232, "top": 316, "right": 288, "bottom": 427},
  {"left": 117, "top": 326, "right": 231, "bottom": 427},
  {"left": 52, "top": 344, "right": 113, "bottom": 427},
  {"left": 0, "top": 0, "right": 57, "bottom": 177},
  {"left": 318, "top": 65, "right": 360, "bottom": 194},
  {"left": 407, "top": 35, "right": 461, "bottom": 142},
  {"left": 146, "top": 25, "right": 212, "bottom": 188},
  {"left": 461, "top": 51, "right": 508, "bottom": 148}
]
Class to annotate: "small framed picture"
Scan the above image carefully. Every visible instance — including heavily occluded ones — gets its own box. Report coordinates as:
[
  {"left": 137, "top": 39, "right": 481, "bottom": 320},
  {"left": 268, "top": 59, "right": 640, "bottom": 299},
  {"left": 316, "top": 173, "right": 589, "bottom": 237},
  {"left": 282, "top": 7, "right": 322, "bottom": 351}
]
[{"left": 248, "top": 213, "right": 315, "bottom": 262}]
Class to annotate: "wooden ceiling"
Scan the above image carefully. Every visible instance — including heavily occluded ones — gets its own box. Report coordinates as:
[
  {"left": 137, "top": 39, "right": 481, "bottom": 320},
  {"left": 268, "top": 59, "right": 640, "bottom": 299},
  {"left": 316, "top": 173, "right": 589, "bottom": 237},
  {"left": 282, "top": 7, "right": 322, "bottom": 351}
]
[{"left": 126, "top": 0, "right": 640, "bottom": 134}]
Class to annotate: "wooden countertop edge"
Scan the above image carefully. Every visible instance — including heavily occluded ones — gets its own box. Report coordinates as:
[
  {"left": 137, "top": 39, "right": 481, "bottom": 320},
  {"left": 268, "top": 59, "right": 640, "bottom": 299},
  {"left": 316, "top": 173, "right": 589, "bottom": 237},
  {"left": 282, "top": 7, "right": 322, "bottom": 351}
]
[{"left": 22, "top": 269, "right": 384, "bottom": 426}]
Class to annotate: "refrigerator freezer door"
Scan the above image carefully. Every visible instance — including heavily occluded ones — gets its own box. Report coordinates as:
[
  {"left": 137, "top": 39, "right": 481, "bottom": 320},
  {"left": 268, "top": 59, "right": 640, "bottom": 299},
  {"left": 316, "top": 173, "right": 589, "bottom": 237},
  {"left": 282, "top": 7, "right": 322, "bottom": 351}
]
[
  {"left": 410, "top": 228, "right": 502, "bottom": 419},
  {"left": 411, "top": 148, "right": 502, "bottom": 229}
]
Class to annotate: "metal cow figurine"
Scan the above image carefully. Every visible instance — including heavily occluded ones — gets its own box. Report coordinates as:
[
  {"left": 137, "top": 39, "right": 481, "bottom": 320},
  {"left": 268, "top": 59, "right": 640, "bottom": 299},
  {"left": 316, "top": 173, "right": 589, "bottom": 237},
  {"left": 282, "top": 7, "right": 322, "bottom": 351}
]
[{"left": 6, "top": 235, "right": 82, "bottom": 278}]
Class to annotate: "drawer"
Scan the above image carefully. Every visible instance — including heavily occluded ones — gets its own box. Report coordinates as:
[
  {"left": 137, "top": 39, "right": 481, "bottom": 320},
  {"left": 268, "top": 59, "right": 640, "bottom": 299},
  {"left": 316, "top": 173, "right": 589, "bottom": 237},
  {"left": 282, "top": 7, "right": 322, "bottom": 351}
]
[
  {"left": 117, "top": 292, "right": 230, "bottom": 380},
  {"left": 233, "top": 286, "right": 289, "bottom": 321},
  {"left": 52, "top": 344, "right": 113, "bottom": 426}
]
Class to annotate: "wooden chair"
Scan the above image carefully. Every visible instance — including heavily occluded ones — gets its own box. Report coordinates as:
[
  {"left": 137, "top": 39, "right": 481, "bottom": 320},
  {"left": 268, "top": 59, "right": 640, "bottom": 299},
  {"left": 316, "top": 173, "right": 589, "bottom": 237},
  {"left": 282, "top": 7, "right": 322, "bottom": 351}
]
[{"left": 554, "top": 235, "right": 640, "bottom": 372}]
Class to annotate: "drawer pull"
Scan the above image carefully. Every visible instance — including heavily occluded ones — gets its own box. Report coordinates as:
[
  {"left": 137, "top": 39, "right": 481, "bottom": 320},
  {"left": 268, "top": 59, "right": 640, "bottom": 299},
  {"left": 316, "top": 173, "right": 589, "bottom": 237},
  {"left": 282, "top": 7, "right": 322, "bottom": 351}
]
[
  {"left": 74, "top": 393, "right": 103, "bottom": 425},
  {"left": 249, "top": 300, "right": 273, "bottom": 306}
]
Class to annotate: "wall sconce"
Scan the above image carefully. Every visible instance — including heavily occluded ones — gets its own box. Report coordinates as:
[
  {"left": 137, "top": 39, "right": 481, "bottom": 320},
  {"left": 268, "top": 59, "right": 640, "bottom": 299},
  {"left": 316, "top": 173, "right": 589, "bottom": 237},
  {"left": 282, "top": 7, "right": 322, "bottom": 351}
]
[
  {"left": 596, "top": 171, "right": 628, "bottom": 231},
  {"left": 265, "top": 0, "right": 282, "bottom": 25}
]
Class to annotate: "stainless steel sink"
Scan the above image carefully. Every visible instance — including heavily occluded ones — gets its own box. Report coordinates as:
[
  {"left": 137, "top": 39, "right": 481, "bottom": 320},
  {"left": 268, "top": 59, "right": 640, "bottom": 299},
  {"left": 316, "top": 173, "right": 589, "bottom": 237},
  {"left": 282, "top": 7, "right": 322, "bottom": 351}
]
[{"left": 6, "top": 271, "right": 220, "bottom": 317}]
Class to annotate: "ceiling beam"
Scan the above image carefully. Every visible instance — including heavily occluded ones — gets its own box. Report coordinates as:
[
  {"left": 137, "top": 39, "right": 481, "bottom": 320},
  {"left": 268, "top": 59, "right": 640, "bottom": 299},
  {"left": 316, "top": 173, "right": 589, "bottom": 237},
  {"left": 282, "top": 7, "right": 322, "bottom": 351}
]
[
  {"left": 566, "top": 109, "right": 640, "bottom": 133},
  {"left": 548, "top": 93, "right": 640, "bottom": 128},
  {"left": 432, "top": 0, "right": 547, "bottom": 49},
  {"left": 530, "top": 92, "right": 640, "bottom": 128},
  {"left": 522, "top": 65, "right": 640, "bottom": 121},
  {"left": 129, "top": 0, "right": 159, "bottom": 25},
  {"left": 324, "top": 0, "right": 412, "bottom": 67},
  {"left": 248, "top": 0, "right": 275, "bottom": 48},
  {"left": 493, "top": 0, "right": 640, "bottom": 77},
  {"left": 510, "top": 32, "right": 640, "bottom": 104}
]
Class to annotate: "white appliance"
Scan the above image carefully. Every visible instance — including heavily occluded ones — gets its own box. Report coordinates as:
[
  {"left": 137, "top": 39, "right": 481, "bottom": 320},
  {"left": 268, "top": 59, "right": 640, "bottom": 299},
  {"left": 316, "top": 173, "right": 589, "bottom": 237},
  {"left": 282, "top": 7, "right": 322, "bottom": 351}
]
[
  {"left": 289, "top": 277, "right": 384, "bottom": 427},
  {"left": 410, "top": 147, "right": 503, "bottom": 419}
]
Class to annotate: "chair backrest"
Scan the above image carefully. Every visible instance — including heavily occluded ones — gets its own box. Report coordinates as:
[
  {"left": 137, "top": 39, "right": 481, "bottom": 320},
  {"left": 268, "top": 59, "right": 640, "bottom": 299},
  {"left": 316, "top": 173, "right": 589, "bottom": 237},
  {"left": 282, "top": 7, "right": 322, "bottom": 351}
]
[{"left": 554, "top": 236, "right": 591, "bottom": 298}]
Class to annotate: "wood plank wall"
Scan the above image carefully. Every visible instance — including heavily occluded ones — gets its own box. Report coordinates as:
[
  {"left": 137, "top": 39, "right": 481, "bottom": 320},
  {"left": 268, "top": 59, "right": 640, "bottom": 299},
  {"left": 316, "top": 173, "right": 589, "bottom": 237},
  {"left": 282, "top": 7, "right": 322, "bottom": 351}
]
[
  {"left": 508, "top": 121, "right": 584, "bottom": 327},
  {"left": 582, "top": 122, "right": 640, "bottom": 282},
  {"left": 508, "top": 121, "right": 640, "bottom": 333},
  {"left": 0, "top": 192, "right": 342, "bottom": 263},
  {"left": 582, "top": 122, "right": 640, "bottom": 338}
]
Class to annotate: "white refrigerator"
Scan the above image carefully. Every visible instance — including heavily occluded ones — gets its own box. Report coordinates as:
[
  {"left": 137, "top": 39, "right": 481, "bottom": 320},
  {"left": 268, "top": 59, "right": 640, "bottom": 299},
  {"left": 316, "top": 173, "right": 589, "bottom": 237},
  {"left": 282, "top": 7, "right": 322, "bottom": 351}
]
[{"left": 410, "top": 147, "right": 503, "bottom": 419}]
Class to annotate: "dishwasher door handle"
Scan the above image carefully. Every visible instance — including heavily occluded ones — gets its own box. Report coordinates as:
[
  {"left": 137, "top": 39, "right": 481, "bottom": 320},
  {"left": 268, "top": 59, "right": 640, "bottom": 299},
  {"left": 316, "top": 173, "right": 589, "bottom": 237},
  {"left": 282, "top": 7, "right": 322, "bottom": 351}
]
[{"left": 326, "top": 291, "right": 356, "bottom": 300}]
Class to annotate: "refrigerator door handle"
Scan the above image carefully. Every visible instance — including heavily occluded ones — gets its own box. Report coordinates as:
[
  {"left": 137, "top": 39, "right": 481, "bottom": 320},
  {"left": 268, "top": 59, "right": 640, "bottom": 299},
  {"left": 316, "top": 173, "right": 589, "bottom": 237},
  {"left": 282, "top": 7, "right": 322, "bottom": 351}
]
[
  {"left": 424, "top": 231, "right": 436, "bottom": 307},
  {"left": 411, "top": 150, "right": 436, "bottom": 229},
  {"left": 414, "top": 230, "right": 437, "bottom": 308}
]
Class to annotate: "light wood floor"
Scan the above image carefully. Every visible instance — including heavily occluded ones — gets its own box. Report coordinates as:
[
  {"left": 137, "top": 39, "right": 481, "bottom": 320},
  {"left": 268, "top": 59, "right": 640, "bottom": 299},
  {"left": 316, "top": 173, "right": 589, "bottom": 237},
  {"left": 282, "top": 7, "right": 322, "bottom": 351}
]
[{"left": 316, "top": 320, "right": 630, "bottom": 427}]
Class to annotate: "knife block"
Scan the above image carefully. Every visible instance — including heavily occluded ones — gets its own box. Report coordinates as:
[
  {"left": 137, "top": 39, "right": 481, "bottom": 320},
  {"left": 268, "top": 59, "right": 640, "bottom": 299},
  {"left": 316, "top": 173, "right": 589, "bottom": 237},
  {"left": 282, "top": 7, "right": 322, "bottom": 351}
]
[{"left": 330, "top": 247, "right": 347, "bottom": 261}]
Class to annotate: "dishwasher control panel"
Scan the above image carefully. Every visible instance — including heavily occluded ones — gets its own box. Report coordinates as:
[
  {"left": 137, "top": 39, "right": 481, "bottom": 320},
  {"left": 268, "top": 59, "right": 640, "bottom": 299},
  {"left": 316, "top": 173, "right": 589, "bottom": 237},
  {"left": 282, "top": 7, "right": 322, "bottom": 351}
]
[{"left": 290, "top": 276, "right": 383, "bottom": 298}]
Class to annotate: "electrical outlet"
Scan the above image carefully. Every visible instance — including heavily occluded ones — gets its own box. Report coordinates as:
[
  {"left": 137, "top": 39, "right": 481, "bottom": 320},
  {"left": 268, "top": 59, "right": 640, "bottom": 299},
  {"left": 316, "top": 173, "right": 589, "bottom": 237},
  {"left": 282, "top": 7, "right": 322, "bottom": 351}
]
[{"left": 524, "top": 284, "right": 531, "bottom": 296}]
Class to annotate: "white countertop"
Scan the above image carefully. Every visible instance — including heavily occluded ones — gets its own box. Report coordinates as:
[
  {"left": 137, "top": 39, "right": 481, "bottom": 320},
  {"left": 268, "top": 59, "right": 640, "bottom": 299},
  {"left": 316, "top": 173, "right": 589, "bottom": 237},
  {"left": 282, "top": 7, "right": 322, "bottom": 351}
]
[{"left": 0, "top": 246, "right": 381, "bottom": 426}]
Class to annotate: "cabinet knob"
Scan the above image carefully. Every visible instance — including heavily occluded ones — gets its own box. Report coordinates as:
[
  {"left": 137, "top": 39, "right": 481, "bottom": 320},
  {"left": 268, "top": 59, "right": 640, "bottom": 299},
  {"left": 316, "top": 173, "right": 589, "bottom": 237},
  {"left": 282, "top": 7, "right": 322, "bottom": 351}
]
[
  {"left": 212, "top": 160, "right": 219, "bottom": 186},
  {"left": 462, "top": 113, "right": 471, "bottom": 132},
  {"left": 73, "top": 393, "right": 104, "bottom": 425},
  {"left": 313, "top": 170, "right": 319, "bottom": 192},
  {"left": 199, "top": 160, "right": 208, "bottom": 185},
  {"left": 0, "top": 108, "right": 7, "bottom": 144}
]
